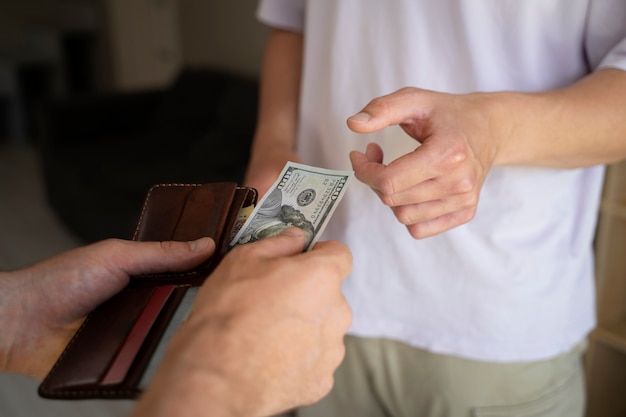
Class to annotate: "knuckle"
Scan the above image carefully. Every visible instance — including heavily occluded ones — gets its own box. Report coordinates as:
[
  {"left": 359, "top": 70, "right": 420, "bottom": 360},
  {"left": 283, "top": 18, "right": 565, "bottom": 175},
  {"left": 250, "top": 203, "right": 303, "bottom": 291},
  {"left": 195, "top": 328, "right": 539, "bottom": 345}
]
[
  {"left": 379, "top": 192, "right": 397, "bottom": 207},
  {"left": 158, "top": 240, "right": 177, "bottom": 252},
  {"left": 97, "top": 238, "right": 125, "bottom": 251},
  {"left": 368, "top": 96, "right": 391, "bottom": 113},
  {"left": 223, "top": 244, "right": 256, "bottom": 268},
  {"left": 332, "top": 299, "right": 353, "bottom": 333},
  {"left": 377, "top": 174, "right": 397, "bottom": 195},
  {"left": 340, "top": 305, "right": 353, "bottom": 331},
  {"left": 445, "top": 147, "right": 468, "bottom": 167},
  {"left": 330, "top": 344, "right": 346, "bottom": 372},
  {"left": 452, "top": 176, "right": 475, "bottom": 194},
  {"left": 302, "top": 375, "right": 335, "bottom": 407},
  {"left": 315, "top": 375, "right": 335, "bottom": 401},
  {"left": 393, "top": 206, "right": 414, "bottom": 225},
  {"left": 407, "top": 224, "right": 429, "bottom": 240},
  {"left": 456, "top": 207, "right": 477, "bottom": 224},
  {"left": 434, "top": 143, "right": 468, "bottom": 172},
  {"left": 460, "top": 192, "right": 479, "bottom": 209}
]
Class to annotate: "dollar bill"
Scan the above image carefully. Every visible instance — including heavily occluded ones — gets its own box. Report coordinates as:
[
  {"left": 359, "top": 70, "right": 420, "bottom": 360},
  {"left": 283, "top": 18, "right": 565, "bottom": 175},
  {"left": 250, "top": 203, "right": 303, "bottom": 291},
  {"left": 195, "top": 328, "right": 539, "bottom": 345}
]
[{"left": 230, "top": 161, "right": 353, "bottom": 251}]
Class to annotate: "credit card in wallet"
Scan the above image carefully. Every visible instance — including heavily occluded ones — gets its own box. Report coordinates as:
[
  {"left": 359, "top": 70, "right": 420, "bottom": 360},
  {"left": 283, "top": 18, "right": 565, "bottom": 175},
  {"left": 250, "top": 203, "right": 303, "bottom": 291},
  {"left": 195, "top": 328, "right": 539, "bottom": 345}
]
[{"left": 139, "top": 287, "right": 199, "bottom": 388}]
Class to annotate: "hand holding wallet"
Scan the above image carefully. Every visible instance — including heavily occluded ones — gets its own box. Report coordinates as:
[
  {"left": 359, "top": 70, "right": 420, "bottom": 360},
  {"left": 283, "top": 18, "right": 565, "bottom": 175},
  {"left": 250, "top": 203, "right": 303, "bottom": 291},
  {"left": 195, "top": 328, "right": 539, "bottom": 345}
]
[{"left": 38, "top": 182, "right": 257, "bottom": 399}]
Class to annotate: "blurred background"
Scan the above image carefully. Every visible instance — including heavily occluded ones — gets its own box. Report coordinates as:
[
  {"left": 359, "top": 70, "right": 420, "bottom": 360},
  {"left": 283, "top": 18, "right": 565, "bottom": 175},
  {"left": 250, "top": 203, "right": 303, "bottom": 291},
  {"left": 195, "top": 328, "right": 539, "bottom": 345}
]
[{"left": 0, "top": 0, "right": 266, "bottom": 415}]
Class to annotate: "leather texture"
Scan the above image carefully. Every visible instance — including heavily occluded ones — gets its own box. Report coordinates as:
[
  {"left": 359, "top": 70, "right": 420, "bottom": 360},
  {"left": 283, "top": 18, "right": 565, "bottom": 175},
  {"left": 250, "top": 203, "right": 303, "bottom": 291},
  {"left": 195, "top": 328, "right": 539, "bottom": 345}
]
[{"left": 38, "top": 182, "right": 257, "bottom": 399}]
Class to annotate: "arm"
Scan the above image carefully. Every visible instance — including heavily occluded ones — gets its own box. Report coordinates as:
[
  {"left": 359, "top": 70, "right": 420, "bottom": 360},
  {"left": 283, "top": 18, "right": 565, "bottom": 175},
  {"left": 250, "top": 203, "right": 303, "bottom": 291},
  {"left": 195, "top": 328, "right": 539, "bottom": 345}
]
[
  {"left": 244, "top": 29, "right": 304, "bottom": 196},
  {"left": 0, "top": 238, "right": 215, "bottom": 379},
  {"left": 131, "top": 229, "right": 353, "bottom": 417},
  {"left": 476, "top": 68, "right": 626, "bottom": 167},
  {"left": 348, "top": 68, "right": 626, "bottom": 238}
]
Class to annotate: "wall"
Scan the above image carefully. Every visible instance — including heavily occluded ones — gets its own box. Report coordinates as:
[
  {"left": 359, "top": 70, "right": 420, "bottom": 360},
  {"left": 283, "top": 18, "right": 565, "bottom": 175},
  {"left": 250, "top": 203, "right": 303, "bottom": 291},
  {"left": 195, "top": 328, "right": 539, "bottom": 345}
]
[
  {"left": 102, "top": 0, "right": 182, "bottom": 90},
  {"left": 0, "top": 0, "right": 98, "bottom": 51},
  {"left": 178, "top": 0, "right": 269, "bottom": 78}
]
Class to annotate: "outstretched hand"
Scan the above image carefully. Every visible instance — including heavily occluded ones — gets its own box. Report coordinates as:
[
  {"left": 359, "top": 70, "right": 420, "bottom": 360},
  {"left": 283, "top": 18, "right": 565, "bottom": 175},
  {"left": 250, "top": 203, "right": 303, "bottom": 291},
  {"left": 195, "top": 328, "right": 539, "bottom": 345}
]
[{"left": 347, "top": 87, "right": 499, "bottom": 238}]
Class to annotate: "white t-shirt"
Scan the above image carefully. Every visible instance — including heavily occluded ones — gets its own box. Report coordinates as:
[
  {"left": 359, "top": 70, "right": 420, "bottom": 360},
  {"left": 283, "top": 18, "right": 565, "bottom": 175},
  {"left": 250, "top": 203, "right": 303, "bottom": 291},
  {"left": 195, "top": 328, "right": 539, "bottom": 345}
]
[{"left": 257, "top": 0, "right": 626, "bottom": 362}]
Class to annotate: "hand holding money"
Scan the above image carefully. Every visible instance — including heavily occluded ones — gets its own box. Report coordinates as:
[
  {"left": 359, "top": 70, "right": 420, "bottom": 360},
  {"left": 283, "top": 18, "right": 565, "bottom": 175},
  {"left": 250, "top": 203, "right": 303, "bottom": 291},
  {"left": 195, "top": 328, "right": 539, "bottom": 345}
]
[
  {"left": 231, "top": 162, "right": 353, "bottom": 251},
  {"left": 132, "top": 229, "right": 353, "bottom": 417}
]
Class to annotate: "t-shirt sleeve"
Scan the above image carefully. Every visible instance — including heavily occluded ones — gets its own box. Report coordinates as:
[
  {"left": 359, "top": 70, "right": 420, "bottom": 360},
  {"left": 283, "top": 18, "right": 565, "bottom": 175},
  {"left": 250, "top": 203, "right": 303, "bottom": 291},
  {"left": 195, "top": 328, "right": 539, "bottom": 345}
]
[
  {"left": 586, "top": 0, "right": 626, "bottom": 72},
  {"left": 257, "top": 0, "right": 305, "bottom": 33},
  {"left": 596, "top": 38, "right": 626, "bottom": 72}
]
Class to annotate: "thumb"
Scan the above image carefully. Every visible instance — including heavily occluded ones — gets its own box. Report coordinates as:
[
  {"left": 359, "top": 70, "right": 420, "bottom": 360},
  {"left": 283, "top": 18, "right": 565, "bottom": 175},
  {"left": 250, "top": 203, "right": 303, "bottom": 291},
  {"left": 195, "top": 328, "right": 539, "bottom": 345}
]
[
  {"left": 245, "top": 227, "right": 307, "bottom": 258},
  {"left": 98, "top": 237, "right": 217, "bottom": 277},
  {"left": 346, "top": 87, "right": 432, "bottom": 133}
]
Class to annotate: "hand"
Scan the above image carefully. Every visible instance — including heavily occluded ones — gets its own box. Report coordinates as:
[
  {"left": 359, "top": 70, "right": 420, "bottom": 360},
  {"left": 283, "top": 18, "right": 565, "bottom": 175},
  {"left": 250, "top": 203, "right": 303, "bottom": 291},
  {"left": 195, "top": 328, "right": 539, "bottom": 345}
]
[
  {"left": 133, "top": 228, "right": 353, "bottom": 417},
  {"left": 347, "top": 87, "right": 499, "bottom": 239},
  {"left": 0, "top": 238, "right": 215, "bottom": 379}
]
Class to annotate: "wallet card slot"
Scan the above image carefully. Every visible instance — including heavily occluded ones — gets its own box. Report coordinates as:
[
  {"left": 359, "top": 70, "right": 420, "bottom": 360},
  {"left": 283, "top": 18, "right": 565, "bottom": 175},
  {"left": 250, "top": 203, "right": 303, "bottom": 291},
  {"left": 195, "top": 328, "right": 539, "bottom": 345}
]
[
  {"left": 133, "top": 185, "right": 197, "bottom": 241},
  {"left": 39, "top": 287, "right": 155, "bottom": 392},
  {"left": 100, "top": 285, "right": 175, "bottom": 385},
  {"left": 172, "top": 184, "right": 236, "bottom": 242},
  {"left": 138, "top": 286, "right": 199, "bottom": 388}
]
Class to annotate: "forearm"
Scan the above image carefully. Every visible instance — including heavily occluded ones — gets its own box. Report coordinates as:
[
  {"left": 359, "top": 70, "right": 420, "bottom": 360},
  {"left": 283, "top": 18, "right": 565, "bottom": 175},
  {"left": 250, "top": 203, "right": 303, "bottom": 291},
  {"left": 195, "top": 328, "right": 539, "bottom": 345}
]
[
  {"left": 130, "top": 318, "right": 246, "bottom": 417},
  {"left": 131, "top": 359, "right": 243, "bottom": 417},
  {"left": 489, "top": 68, "right": 626, "bottom": 168},
  {"left": 250, "top": 29, "right": 303, "bottom": 159}
]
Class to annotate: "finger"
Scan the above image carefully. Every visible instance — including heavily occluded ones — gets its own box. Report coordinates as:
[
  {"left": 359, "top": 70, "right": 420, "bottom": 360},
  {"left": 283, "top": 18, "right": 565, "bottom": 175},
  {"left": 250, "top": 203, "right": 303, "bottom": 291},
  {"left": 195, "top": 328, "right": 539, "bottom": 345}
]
[
  {"left": 374, "top": 180, "right": 438, "bottom": 207},
  {"left": 242, "top": 226, "right": 307, "bottom": 258},
  {"left": 346, "top": 88, "right": 432, "bottom": 134},
  {"left": 364, "top": 142, "right": 384, "bottom": 162},
  {"left": 376, "top": 169, "right": 475, "bottom": 207},
  {"left": 391, "top": 190, "right": 477, "bottom": 226},
  {"left": 305, "top": 240, "right": 353, "bottom": 280},
  {"left": 351, "top": 148, "right": 431, "bottom": 196},
  {"left": 95, "top": 237, "right": 216, "bottom": 277},
  {"left": 349, "top": 150, "right": 389, "bottom": 191},
  {"left": 405, "top": 207, "right": 477, "bottom": 239}
]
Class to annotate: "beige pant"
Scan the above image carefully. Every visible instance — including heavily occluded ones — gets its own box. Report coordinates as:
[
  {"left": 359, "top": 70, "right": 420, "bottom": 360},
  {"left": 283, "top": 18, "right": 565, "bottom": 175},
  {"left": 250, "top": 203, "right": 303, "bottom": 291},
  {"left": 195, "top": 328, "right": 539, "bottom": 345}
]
[{"left": 279, "top": 335, "right": 587, "bottom": 417}]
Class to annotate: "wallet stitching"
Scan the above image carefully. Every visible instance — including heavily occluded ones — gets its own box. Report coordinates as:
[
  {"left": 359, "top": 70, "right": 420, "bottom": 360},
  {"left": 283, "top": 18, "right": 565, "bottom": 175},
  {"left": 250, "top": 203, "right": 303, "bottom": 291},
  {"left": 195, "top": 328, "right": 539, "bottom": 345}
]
[
  {"left": 133, "top": 183, "right": 201, "bottom": 281},
  {"left": 41, "top": 387, "right": 140, "bottom": 398},
  {"left": 132, "top": 183, "right": 203, "bottom": 240},
  {"left": 133, "top": 271, "right": 199, "bottom": 279}
]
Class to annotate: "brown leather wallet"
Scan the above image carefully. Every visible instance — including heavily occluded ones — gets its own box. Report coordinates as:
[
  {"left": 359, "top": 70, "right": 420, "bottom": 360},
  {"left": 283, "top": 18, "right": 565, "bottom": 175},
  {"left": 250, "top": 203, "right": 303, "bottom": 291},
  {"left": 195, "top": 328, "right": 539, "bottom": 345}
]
[{"left": 38, "top": 182, "right": 257, "bottom": 400}]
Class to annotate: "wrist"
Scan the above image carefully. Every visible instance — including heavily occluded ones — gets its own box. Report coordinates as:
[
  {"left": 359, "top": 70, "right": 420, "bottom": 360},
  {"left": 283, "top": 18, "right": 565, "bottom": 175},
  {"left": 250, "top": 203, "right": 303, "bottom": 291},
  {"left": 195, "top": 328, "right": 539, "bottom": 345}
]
[
  {"left": 132, "top": 318, "right": 262, "bottom": 417},
  {"left": 477, "top": 90, "right": 557, "bottom": 167},
  {"left": 132, "top": 366, "right": 245, "bottom": 417}
]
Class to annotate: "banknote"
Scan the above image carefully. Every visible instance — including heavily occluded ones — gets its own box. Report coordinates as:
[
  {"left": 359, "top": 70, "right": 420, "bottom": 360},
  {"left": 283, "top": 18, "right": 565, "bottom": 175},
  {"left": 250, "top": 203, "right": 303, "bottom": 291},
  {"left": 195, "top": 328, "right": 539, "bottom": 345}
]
[{"left": 230, "top": 161, "right": 353, "bottom": 252}]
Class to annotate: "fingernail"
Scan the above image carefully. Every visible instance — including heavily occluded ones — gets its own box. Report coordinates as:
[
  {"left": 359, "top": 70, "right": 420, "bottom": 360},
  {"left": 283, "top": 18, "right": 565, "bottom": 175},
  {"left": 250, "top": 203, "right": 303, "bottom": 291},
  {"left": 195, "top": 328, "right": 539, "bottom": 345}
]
[
  {"left": 348, "top": 112, "right": 372, "bottom": 124},
  {"left": 188, "top": 237, "right": 210, "bottom": 252}
]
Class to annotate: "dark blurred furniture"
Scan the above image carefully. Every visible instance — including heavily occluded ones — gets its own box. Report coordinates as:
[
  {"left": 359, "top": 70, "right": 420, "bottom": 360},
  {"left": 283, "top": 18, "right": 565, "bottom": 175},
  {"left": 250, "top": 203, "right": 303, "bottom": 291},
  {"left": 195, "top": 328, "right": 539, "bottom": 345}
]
[{"left": 37, "top": 67, "right": 258, "bottom": 243}]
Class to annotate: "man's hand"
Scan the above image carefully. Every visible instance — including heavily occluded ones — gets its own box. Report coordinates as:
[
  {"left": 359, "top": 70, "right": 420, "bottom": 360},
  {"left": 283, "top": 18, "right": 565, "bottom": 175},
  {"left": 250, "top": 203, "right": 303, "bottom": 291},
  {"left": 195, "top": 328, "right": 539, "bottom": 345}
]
[
  {"left": 0, "top": 238, "right": 215, "bottom": 379},
  {"left": 133, "top": 228, "right": 353, "bottom": 417},
  {"left": 348, "top": 70, "right": 626, "bottom": 239},
  {"left": 348, "top": 87, "right": 498, "bottom": 239}
]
